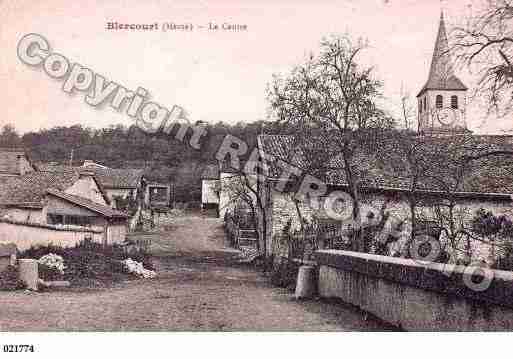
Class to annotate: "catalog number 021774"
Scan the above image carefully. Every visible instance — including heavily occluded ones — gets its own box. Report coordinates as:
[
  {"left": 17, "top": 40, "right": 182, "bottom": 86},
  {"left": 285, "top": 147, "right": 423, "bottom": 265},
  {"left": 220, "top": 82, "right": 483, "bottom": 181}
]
[{"left": 3, "top": 345, "right": 35, "bottom": 353}]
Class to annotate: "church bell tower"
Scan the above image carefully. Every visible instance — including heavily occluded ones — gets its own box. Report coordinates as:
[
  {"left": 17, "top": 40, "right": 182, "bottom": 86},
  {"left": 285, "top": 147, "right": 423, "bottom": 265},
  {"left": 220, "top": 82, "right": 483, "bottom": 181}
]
[{"left": 417, "top": 12, "right": 468, "bottom": 134}]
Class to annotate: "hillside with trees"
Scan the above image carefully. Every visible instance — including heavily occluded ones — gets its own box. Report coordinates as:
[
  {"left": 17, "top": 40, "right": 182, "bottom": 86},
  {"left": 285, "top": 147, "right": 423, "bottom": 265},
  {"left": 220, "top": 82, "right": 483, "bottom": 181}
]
[{"left": 0, "top": 121, "right": 277, "bottom": 203}]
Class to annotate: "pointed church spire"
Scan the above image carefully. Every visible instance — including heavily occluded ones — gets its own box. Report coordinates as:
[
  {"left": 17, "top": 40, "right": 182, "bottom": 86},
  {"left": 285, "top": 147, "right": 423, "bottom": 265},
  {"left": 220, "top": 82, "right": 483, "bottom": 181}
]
[
  {"left": 417, "top": 11, "right": 467, "bottom": 96},
  {"left": 427, "top": 11, "right": 453, "bottom": 84}
]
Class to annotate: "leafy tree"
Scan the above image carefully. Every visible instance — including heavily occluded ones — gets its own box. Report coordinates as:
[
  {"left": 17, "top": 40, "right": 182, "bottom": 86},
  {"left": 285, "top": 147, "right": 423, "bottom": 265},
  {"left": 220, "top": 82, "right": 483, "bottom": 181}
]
[{"left": 0, "top": 124, "right": 21, "bottom": 148}]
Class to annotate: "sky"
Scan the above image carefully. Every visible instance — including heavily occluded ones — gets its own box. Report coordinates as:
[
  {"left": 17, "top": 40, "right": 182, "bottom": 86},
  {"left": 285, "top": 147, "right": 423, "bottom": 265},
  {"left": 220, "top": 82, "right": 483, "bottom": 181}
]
[{"left": 1, "top": 0, "right": 511, "bottom": 134}]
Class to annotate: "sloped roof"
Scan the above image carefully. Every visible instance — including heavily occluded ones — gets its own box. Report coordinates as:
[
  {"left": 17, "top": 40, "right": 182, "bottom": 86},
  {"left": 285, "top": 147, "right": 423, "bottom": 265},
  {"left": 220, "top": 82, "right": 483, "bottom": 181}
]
[
  {"left": 47, "top": 189, "right": 128, "bottom": 218},
  {"left": 0, "top": 147, "right": 33, "bottom": 175},
  {"left": 258, "top": 134, "right": 513, "bottom": 198},
  {"left": 39, "top": 162, "right": 144, "bottom": 189},
  {"left": 84, "top": 167, "right": 145, "bottom": 189},
  {"left": 35, "top": 165, "right": 111, "bottom": 205},
  {"left": 201, "top": 164, "right": 220, "bottom": 180},
  {"left": 417, "top": 12, "right": 467, "bottom": 97},
  {"left": 0, "top": 170, "right": 79, "bottom": 205}
]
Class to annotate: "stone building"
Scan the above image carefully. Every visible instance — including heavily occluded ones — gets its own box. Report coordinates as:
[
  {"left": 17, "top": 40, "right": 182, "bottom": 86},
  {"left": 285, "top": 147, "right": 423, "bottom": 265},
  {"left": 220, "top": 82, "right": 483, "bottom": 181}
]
[
  {"left": 80, "top": 161, "right": 146, "bottom": 208},
  {"left": 0, "top": 168, "right": 128, "bottom": 249},
  {"left": 39, "top": 161, "right": 146, "bottom": 209},
  {"left": 256, "top": 134, "right": 513, "bottom": 263}
]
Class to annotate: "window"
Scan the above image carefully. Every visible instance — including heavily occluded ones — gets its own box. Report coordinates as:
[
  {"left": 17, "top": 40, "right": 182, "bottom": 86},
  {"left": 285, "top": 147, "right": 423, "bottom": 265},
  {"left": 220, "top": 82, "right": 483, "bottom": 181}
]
[
  {"left": 47, "top": 214, "right": 63, "bottom": 225},
  {"left": 419, "top": 100, "right": 422, "bottom": 114},
  {"left": 423, "top": 97, "right": 427, "bottom": 111},
  {"left": 436, "top": 95, "right": 443, "bottom": 109},
  {"left": 451, "top": 95, "right": 458, "bottom": 109},
  {"left": 66, "top": 215, "right": 91, "bottom": 227},
  {"left": 47, "top": 214, "right": 92, "bottom": 227}
]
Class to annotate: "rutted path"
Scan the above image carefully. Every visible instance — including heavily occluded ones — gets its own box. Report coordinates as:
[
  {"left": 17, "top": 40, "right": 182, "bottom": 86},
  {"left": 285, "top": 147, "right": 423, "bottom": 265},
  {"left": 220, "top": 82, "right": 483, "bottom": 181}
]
[{"left": 0, "top": 213, "right": 393, "bottom": 331}]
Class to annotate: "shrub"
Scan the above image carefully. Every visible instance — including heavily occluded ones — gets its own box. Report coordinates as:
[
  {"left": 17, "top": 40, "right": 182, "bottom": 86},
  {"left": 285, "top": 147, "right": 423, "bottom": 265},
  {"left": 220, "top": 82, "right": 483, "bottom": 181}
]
[
  {"left": 0, "top": 265, "right": 26, "bottom": 291},
  {"left": 38, "top": 263, "right": 64, "bottom": 281},
  {"left": 17, "top": 239, "right": 154, "bottom": 286},
  {"left": 18, "top": 244, "right": 66, "bottom": 260},
  {"left": 38, "top": 253, "right": 66, "bottom": 274},
  {"left": 270, "top": 257, "right": 300, "bottom": 289}
]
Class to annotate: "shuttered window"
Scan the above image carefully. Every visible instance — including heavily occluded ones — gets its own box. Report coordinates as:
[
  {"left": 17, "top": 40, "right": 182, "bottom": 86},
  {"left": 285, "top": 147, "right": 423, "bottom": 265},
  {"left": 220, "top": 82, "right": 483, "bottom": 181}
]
[
  {"left": 451, "top": 95, "right": 458, "bottom": 109},
  {"left": 436, "top": 95, "right": 443, "bottom": 109}
]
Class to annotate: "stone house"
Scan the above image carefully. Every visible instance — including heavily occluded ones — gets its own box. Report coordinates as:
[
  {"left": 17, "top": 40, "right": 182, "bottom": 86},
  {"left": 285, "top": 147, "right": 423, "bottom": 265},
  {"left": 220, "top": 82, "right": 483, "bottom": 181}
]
[
  {"left": 39, "top": 161, "right": 146, "bottom": 209},
  {"left": 0, "top": 168, "right": 128, "bottom": 249},
  {"left": 80, "top": 160, "right": 146, "bottom": 208}
]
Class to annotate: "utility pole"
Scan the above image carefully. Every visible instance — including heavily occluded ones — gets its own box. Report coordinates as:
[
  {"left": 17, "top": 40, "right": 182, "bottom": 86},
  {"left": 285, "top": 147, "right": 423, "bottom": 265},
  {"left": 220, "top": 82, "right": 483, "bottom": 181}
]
[{"left": 69, "top": 149, "right": 74, "bottom": 167}]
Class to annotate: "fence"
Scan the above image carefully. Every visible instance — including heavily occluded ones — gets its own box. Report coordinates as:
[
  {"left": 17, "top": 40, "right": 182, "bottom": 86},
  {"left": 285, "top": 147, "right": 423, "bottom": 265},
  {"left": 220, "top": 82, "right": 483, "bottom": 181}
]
[
  {"left": 125, "top": 234, "right": 153, "bottom": 252},
  {"left": 281, "top": 222, "right": 353, "bottom": 261},
  {"left": 224, "top": 213, "right": 258, "bottom": 249}
]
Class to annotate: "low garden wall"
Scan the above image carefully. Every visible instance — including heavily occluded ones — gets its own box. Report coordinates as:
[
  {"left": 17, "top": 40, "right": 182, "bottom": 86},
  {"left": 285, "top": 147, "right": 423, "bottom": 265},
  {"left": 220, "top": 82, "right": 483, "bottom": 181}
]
[
  {"left": 0, "top": 219, "right": 104, "bottom": 251},
  {"left": 316, "top": 249, "right": 513, "bottom": 331}
]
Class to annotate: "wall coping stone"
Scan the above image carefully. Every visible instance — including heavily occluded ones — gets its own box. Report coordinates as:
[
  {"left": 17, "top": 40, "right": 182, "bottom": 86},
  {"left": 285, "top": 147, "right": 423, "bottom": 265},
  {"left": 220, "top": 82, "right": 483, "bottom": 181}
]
[
  {"left": 0, "top": 218, "right": 103, "bottom": 234},
  {"left": 315, "top": 249, "right": 513, "bottom": 309}
]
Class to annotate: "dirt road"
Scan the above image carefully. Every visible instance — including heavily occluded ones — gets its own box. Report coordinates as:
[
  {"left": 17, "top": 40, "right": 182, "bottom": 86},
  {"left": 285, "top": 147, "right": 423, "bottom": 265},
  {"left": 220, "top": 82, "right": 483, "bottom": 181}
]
[{"left": 0, "top": 213, "right": 393, "bottom": 331}]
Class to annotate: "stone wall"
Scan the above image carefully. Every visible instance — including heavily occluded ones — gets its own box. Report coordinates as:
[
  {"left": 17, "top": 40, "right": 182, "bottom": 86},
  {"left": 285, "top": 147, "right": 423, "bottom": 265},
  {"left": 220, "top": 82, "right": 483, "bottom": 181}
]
[
  {"left": 266, "top": 188, "right": 513, "bottom": 263},
  {"left": 316, "top": 249, "right": 513, "bottom": 331},
  {"left": 0, "top": 219, "right": 104, "bottom": 251},
  {"left": 2, "top": 207, "right": 45, "bottom": 224}
]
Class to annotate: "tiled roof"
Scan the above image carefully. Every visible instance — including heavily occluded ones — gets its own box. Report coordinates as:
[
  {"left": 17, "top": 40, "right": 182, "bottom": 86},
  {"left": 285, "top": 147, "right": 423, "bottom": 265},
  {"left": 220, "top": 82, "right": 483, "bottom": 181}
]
[
  {"left": 258, "top": 134, "right": 513, "bottom": 197},
  {"left": 85, "top": 167, "right": 145, "bottom": 189},
  {"left": 0, "top": 148, "right": 31, "bottom": 175},
  {"left": 35, "top": 165, "right": 111, "bottom": 205},
  {"left": 39, "top": 163, "right": 144, "bottom": 189},
  {"left": 47, "top": 189, "right": 128, "bottom": 218},
  {"left": 0, "top": 170, "right": 79, "bottom": 205},
  {"left": 201, "top": 164, "right": 220, "bottom": 179}
]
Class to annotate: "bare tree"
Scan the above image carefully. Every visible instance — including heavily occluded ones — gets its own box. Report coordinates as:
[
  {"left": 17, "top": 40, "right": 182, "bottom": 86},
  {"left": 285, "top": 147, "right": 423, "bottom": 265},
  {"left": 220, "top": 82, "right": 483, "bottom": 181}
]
[
  {"left": 400, "top": 83, "right": 416, "bottom": 131},
  {"left": 414, "top": 134, "right": 513, "bottom": 262},
  {"left": 220, "top": 170, "right": 269, "bottom": 257},
  {"left": 268, "top": 35, "right": 394, "bottom": 252},
  {"left": 451, "top": 0, "right": 513, "bottom": 118}
]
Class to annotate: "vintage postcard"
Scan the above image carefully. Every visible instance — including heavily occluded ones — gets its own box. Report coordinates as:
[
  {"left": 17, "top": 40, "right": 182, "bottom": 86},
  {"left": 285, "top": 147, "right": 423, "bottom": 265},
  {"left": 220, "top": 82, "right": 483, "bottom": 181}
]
[{"left": 1, "top": 0, "right": 513, "bottom": 355}]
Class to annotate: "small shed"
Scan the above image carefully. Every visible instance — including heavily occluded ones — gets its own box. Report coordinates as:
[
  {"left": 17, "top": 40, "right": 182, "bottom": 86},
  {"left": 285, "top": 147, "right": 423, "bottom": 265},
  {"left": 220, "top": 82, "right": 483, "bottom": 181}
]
[
  {"left": 0, "top": 243, "right": 17, "bottom": 271},
  {"left": 144, "top": 182, "right": 171, "bottom": 208}
]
